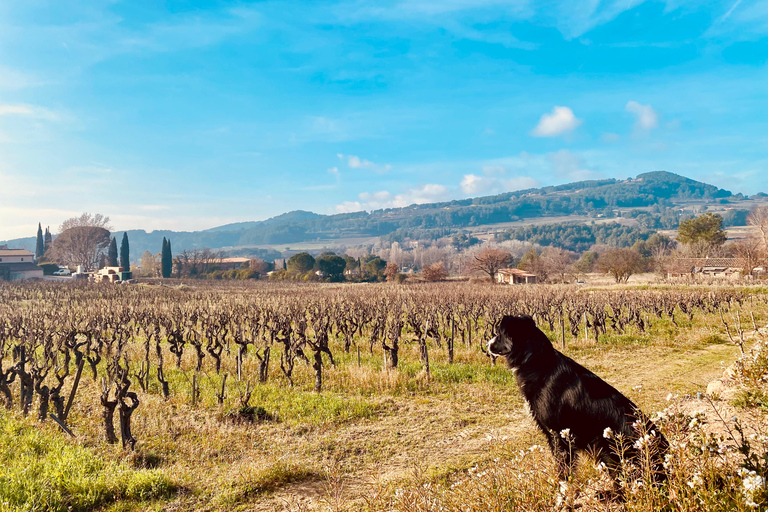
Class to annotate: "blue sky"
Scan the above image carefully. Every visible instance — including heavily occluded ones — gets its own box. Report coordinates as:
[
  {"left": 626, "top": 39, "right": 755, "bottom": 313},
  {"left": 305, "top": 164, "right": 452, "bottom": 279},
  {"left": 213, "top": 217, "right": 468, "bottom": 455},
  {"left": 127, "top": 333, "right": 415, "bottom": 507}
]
[{"left": 1, "top": 0, "right": 767, "bottom": 240}]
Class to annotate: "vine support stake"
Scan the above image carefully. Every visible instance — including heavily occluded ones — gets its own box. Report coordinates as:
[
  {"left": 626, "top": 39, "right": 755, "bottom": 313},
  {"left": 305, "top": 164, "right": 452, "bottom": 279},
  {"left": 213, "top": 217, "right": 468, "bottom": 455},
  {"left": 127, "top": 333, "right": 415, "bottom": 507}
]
[
  {"left": 49, "top": 413, "right": 75, "bottom": 437},
  {"left": 62, "top": 358, "right": 85, "bottom": 422},
  {"left": 560, "top": 314, "right": 566, "bottom": 351}
]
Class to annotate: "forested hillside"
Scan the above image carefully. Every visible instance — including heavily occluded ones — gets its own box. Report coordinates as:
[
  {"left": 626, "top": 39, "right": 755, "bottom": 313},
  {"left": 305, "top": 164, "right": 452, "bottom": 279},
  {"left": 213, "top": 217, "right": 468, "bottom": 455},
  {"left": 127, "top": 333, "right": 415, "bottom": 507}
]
[{"left": 2, "top": 171, "right": 757, "bottom": 259}]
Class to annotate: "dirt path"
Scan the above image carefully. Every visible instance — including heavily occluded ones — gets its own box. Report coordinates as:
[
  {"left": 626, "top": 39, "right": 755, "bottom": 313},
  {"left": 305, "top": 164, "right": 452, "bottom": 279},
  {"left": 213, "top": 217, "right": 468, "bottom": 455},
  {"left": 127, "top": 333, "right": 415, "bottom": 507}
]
[{"left": 242, "top": 341, "right": 741, "bottom": 511}]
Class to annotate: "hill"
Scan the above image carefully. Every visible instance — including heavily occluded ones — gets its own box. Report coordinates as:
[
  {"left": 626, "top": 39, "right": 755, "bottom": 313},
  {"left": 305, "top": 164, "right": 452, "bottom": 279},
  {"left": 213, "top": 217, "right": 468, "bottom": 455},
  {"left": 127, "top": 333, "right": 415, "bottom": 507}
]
[{"left": 2, "top": 171, "right": 762, "bottom": 261}]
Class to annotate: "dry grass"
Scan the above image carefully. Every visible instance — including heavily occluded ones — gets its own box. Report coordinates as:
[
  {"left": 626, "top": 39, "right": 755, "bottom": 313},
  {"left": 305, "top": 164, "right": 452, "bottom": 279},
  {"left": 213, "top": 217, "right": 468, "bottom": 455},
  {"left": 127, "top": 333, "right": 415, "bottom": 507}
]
[{"left": 5, "top": 283, "right": 768, "bottom": 511}]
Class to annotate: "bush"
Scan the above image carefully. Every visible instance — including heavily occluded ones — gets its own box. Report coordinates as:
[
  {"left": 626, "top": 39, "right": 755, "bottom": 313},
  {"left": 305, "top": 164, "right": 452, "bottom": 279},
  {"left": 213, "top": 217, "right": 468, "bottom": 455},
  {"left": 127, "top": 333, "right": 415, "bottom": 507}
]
[{"left": 39, "top": 263, "right": 61, "bottom": 275}]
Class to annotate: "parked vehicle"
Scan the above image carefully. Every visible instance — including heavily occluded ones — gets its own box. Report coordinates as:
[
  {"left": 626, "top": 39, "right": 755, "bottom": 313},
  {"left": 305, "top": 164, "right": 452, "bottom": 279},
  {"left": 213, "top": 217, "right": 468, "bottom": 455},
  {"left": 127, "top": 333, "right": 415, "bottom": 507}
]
[{"left": 53, "top": 268, "right": 71, "bottom": 276}]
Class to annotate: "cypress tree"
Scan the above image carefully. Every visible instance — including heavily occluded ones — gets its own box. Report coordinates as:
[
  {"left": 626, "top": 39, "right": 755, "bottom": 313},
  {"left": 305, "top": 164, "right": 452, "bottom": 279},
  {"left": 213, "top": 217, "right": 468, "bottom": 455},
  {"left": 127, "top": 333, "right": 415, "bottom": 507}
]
[
  {"left": 161, "top": 238, "right": 168, "bottom": 277},
  {"left": 120, "top": 233, "right": 130, "bottom": 272},
  {"left": 161, "top": 238, "right": 172, "bottom": 278},
  {"left": 167, "top": 240, "right": 173, "bottom": 275},
  {"left": 107, "top": 237, "right": 118, "bottom": 267},
  {"left": 44, "top": 227, "right": 52, "bottom": 252},
  {"left": 35, "top": 223, "right": 44, "bottom": 261}
]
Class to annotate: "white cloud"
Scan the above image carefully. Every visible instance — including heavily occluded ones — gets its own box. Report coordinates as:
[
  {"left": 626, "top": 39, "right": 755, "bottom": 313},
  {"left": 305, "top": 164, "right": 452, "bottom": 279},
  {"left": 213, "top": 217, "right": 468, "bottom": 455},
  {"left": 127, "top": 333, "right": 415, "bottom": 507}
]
[
  {"left": 337, "top": 153, "right": 391, "bottom": 173},
  {"left": 531, "top": 106, "right": 582, "bottom": 137},
  {"left": 548, "top": 149, "right": 602, "bottom": 180},
  {"left": 336, "top": 183, "right": 449, "bottom": 212},
  {"left": 625, "top": 101, "right": 659, "bottom": 131},
  {"left": 0, "top": 103, "right": 58, "bottom": 121},
  {"left": 461, "top": 174, "right": 538, "bottom": 195}
]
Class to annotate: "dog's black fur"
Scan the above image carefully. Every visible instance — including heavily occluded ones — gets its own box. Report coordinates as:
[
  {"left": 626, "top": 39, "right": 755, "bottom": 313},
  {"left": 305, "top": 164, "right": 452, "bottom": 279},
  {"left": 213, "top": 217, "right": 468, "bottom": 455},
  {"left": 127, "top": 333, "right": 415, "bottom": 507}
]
[{"left": 488, "top": 315, "right": 668, "bottom": 483}]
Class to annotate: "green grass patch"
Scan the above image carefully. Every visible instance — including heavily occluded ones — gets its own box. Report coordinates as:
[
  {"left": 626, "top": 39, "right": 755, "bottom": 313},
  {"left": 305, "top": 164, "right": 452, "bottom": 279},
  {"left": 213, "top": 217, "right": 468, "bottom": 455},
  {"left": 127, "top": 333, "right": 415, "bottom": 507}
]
[
  {"left": 225, "top": 384, "right": 380, "bottom": 425},
  {"left": 0, "top": 412, "right": 174, "bottom": 512},
  {"left": 212, "top": 460, "right": 318, "bottom": 507}
]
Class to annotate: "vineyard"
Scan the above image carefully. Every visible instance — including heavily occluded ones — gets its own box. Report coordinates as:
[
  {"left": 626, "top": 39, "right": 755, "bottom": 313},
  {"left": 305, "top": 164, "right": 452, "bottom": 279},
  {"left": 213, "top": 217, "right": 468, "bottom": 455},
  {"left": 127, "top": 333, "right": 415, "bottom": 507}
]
[{"left": 2, "top": 280, "right": 768, "bottom": 511}]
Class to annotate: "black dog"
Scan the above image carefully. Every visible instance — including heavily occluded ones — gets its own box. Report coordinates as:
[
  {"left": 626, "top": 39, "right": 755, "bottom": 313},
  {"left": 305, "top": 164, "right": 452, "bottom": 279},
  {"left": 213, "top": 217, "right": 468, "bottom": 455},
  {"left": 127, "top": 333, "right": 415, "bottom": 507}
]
[{"left": 487, "top": 315, "right": 667, "bottom": 484}]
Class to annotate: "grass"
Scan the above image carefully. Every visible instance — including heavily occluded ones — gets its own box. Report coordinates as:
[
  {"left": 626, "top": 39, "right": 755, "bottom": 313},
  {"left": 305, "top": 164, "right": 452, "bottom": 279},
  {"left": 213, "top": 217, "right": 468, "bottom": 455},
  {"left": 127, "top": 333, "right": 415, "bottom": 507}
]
[
  {"left": 0, "top": 412, "right": 173, "bottom": 512},
  {"left": 4, "top": 283, "right": 768, "bottom": 510}
]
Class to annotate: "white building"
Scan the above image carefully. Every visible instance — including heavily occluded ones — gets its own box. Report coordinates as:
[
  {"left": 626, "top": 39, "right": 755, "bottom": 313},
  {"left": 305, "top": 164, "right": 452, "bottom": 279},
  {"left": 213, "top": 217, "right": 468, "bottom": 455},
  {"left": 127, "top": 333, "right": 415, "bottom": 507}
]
[{"left": 0, "top": 249, "right": 44, "bottom": 280}]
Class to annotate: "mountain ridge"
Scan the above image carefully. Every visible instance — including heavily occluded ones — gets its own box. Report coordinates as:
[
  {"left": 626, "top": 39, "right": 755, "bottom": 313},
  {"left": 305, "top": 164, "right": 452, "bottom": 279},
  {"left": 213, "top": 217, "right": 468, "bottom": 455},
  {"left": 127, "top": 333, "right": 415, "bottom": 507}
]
[{"left": 2, "top": 171, "right": 762, "bottom": 261}]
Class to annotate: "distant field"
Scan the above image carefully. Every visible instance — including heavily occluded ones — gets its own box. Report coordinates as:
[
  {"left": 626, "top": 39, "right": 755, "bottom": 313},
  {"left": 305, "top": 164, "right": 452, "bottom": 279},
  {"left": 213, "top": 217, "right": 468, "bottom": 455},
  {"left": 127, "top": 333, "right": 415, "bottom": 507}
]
[{"left": 1, "top": 281, "right": 767, "bottom": 511}]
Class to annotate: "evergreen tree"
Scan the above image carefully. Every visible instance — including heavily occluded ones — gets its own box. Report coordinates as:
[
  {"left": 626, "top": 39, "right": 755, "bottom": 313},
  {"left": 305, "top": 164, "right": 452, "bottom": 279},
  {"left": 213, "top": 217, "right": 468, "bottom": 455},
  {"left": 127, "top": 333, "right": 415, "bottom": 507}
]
[
  {"left": 161, "top": 238, "right": 173, "bottom": 278},
  {"left": 120, "top": 232, "right": 130, "bottom": 272},
  {"left": 35, "top": 223, "right": 44, "bottom": 261},
  {"left": 44, "top": 227, "right": 52, "bottom": 252},
  {"left": 161, "top": 238, "right": 168, "bottom": 277},
  {"left": 107, "top": 237, "right": 118, "bottom": 267}
]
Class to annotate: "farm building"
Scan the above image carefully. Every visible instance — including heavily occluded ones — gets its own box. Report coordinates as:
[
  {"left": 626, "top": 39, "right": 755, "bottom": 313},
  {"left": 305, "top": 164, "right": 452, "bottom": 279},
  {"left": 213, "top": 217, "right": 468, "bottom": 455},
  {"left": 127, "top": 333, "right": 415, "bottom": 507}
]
[
  {"left": 218, "top": 257, "right": 251, "bottom": 270},
  {"left": 667, "top": 258, "right": 746, "bottom": 281},
  {"left": 90, "top": 266, "right": 132, "bottom": 283},
  {"left": 496, "top": 268, "right": 537, "bottom": 284},
  {"left": 0, "top": 249, "right": 43, "bottom": 280}
]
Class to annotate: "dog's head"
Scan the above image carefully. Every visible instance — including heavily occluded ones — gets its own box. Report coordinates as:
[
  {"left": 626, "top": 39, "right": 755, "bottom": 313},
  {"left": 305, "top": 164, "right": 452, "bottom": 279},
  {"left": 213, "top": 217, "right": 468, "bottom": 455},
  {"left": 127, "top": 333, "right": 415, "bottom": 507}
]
[{"left": 487, "top": 315, "right": 551, "bottom": 366}]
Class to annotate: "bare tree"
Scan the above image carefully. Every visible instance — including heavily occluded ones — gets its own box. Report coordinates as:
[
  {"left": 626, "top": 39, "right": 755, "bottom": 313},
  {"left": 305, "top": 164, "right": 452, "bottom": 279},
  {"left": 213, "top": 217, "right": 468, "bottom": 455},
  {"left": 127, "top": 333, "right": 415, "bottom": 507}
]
[
  {"left": 421, "top": 261, "right": 448, "bottom": 282},
  {"left": 747, "top": 205, "right": 768, "bottom": 261},
  {"left": 540, "top": 247, "right": 576, "bottom": 283},
  {"left": 732, "top": 238, "right": 762, "bottom": 277},
  {"left": 50, "top": 226, "right": 111, "bottom": 271},
  {"left": 596, "top": 248, "right": 644, "bottom": 283},
  {"left": 469, "top": 247, "right": 511, "bottom": 283},
  {"left": 138, "top": 251, "right": 160, "bottom": 277},
  {"left": 60, "top": 213, "right": 112, "bottom": 233}
]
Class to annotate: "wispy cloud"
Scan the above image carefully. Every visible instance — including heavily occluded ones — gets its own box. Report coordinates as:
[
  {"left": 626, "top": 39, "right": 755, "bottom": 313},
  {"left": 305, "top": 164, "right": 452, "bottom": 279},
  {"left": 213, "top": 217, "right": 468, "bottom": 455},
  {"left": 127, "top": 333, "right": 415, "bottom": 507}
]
[
  {"left": 0, "top": 103, "right": 58, "bottom": 121},
  {"left": 337, "top": 153, "right": 392, "bottom": 173},
  {"left": 336, "top": 183, "right": 449, "bottom": 212},
  {"left": 626, "top": 101, "right": 659, "bottom": 131},
  {"left": 547, "top": 149, "right": 602, "bottom": 180},
  {"left": 460, "top": 174, "right": 538, "bottom": 195}
]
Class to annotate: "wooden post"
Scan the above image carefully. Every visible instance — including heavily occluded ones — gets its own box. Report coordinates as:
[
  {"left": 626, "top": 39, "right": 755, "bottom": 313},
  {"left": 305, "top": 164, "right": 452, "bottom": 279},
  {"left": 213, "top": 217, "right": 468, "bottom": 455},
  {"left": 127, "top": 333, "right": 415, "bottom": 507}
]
[
  {"left": 63, "top": 358, "right": 85, "bottom": 422},
  {"left": 560, "top": 314, "right": 566, "bottom": 351},
  {"left": 192, "top": 373, "right": 197, "bottom": 407},
  {"left": 218, "top": 373, "right": 227, "bottom": 405},
  {"left": 18, "top": 345, "right": 25, "bottom": 409},
  {"left": 357, "top": 346, "right": 361, "bottom": 367}
]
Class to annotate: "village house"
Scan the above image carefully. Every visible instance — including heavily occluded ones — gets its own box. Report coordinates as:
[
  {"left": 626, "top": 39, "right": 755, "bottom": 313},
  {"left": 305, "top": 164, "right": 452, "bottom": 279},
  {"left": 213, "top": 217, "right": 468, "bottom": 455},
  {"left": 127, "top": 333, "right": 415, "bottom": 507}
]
[
  {"left": 496, "top": 268, "right": 537, "bottom": 284},
  {"left": 217, "top": 257, "right": 251, "bottom": 271},
  {"left": 0, "top": 249, "right": 44, "bottom": 280},
  {"left": 667, "top": 258, "right": 747, "bottom": 281}
]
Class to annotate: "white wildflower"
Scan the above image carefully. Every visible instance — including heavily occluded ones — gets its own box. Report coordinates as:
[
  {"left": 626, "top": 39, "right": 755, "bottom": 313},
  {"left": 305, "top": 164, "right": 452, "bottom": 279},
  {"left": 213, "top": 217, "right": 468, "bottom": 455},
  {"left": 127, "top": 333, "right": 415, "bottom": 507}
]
[
  {"left": 687, "top": 472, "right": 703, "bottom": 488},
  {"left": 559, "top": 428, "right": 571, "bottom": 439},
  {"left": 603, "top": 427, "right": 614, "bottom": 439}
]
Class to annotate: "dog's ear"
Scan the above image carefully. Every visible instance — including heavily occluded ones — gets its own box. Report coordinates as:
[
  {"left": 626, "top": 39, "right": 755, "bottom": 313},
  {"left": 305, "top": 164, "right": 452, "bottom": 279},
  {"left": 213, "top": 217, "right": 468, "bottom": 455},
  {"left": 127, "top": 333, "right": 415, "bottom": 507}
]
[
  {"left": 498, "top": 315, "right": 517, "bottom": 336},
  {"left": 520, "top": 315, "right": 537, "bottom": 331}
]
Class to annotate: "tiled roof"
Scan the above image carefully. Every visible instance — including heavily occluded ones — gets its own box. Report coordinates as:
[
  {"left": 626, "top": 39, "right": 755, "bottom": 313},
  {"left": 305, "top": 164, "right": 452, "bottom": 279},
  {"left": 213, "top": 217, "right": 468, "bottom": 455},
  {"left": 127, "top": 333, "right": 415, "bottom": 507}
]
[
  {"left": 498, "top": 268, "right": 537, "bottom": 277},
  {"left": 0, "top": 249, "right": 34, "bottom": 257},
  {"left": 667, "top": 258, "right": 745, "bottom": 274}
]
